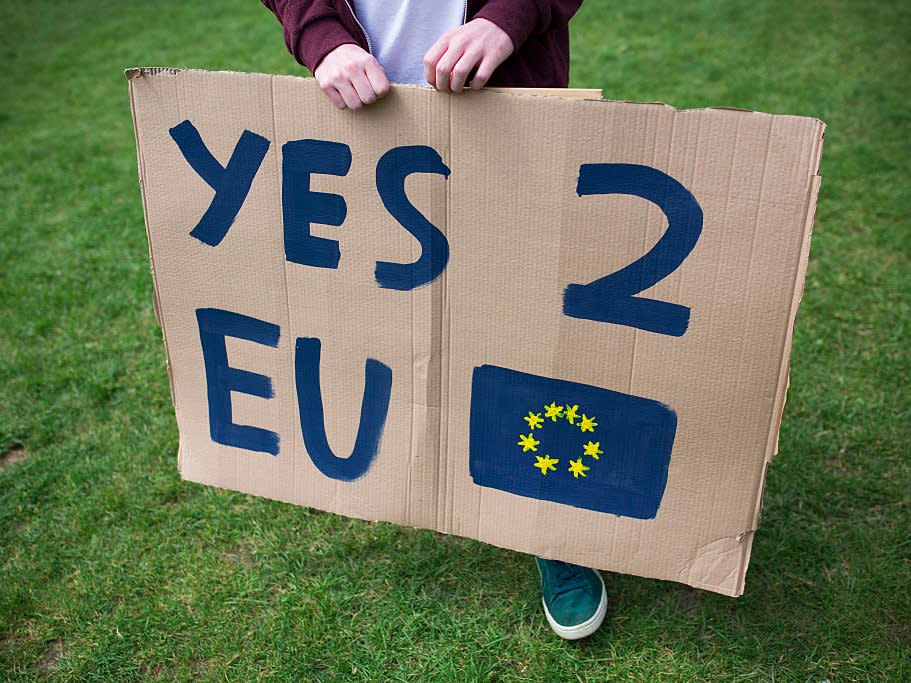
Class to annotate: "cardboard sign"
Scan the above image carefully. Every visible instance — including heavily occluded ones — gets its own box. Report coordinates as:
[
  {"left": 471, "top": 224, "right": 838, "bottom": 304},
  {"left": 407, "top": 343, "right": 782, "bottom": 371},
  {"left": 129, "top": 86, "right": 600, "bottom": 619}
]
[{"left": 128, "top": 67, "right": 824, "bottom": 596}]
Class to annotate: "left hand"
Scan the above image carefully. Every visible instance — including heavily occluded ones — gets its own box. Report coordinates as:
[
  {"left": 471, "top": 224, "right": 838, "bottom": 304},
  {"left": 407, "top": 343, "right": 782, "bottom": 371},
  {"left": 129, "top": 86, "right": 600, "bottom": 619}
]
[{"left": 423, "top": 18, "right": 514, "bottom": 93}]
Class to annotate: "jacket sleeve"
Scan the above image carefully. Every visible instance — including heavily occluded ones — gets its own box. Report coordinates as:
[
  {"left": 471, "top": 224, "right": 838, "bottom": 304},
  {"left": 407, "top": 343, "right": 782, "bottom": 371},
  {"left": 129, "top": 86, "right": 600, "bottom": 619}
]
[
  {"left": 473, "top": 0, "right": 583, "bottom": 51},
  {"left": 261, "top": 0, "right": 361, "bottom": 72}
]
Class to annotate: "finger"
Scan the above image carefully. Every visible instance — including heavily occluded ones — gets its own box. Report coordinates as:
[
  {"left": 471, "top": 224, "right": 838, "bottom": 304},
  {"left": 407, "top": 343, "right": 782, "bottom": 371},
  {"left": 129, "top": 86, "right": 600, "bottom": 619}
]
[
  {"left": 450, "top": 50, "right": 481, "bottom": 93},
  {"left": 435, "top": 45, "right": 464, "bottom": 93},
  {"left": 325, "top": 86, "right": 347, "bottom": 110},
  {"left": 336, "top": 80, "right": 363, "bottom": 110},
  {"left": 350, "top": 69, "right": 377, "bottom": 105},
  {"left": 365, "top": 60, "right": 390, "bottom": 99},
  {"left": 469, "top": 54, "right": 498, "bottom": 90},
  {"left": 423, "top": 37, "right": 449, "bottom": 87}
]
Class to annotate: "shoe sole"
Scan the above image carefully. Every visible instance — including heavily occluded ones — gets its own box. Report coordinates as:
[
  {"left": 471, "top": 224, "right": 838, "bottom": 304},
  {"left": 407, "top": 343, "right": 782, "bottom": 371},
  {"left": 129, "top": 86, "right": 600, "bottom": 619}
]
[{"left": 541, "top": 571, "right": 607, "bottom": 640}]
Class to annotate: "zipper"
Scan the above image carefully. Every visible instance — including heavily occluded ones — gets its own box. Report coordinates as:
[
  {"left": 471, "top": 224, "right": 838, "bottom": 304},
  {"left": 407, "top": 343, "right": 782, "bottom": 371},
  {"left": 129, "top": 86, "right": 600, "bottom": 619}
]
[
  {"left": 462, "top": 0, "right": 468, "bottom": 24},
  {"left": 342, "top": 0, "right": 373, "bottom": 54}
]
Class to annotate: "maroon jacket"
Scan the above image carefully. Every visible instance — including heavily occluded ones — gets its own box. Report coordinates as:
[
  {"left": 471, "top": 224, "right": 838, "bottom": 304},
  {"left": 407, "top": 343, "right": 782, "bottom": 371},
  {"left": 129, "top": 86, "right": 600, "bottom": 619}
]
[{"left": 262, "top": 0, "right": 582, "bottom": 87}]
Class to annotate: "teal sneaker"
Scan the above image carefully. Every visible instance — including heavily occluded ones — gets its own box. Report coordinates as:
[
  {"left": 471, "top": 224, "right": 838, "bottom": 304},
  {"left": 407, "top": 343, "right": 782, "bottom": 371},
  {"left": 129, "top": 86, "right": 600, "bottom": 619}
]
[{"left": 535, "top": 558, "right": 607, "bottom": 640}]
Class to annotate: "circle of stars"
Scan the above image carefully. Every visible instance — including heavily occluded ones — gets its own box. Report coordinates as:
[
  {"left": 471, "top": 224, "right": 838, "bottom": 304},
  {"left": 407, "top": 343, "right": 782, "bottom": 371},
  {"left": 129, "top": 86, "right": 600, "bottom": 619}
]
[{"left": 518, "top": 403, "right": 603, "bottom": 479}]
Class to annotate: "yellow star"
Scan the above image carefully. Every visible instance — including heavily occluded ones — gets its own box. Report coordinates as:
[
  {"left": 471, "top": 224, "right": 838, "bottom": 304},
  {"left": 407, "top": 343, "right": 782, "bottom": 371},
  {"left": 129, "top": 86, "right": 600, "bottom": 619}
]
[
  {"left": 533, "top": 454, "right": 559, "bottom": 475},
  {"left": 579, "top": 414, "right": 598, "bottom": 433},
  {"left": 544, "top": 401, "right": 564, "bottom": 422},
  {"left": 517, "top": 432, "right": 540, "bottom": 453},
  {"left": 568, "top": 457, "right": 590, "bottom": 478},
  {"left": 583, "top": 441, "right": 603, "bottom": 460},
  {"left": 564, "top": 404, "right": 580, "bottom": 425},
  {"left": 524, "top": 411, "right": 544, "bottom": 430}
]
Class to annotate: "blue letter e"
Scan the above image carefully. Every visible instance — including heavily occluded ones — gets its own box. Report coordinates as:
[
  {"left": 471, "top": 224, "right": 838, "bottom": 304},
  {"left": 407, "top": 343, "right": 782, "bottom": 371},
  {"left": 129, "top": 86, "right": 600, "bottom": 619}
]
[
  {"left": 196, "top": 307, "right": 281, "bottom": 455},
  {"left": 282, "top": 139, "right": 352, "bottom": 269}
]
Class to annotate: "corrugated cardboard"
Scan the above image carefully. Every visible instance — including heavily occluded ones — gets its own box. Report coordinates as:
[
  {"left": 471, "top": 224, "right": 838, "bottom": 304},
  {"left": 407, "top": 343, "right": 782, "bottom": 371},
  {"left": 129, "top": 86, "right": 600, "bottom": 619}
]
[{"left": 128, "top": 67, "right": 824, "bottom": 596}]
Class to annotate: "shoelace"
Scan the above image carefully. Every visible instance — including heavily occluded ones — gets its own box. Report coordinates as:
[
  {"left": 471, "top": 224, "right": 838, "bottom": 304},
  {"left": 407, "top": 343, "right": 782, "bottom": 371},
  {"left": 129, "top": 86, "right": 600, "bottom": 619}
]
[{"left": 550, "top": 561, "right": 591, "bottom": 600}]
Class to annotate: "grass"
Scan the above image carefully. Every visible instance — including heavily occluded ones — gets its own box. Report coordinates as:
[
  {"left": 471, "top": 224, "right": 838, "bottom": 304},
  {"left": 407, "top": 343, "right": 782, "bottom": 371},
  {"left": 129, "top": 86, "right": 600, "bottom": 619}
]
[{"left": 1, "top": 0, "right": 909, "bottom": 679}]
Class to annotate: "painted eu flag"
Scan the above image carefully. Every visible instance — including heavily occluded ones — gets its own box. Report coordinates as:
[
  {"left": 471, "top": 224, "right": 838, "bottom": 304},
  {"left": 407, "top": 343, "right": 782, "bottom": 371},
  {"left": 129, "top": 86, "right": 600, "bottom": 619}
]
[{"left": 469, "top": 365, "right": 677, "bottom": 520}]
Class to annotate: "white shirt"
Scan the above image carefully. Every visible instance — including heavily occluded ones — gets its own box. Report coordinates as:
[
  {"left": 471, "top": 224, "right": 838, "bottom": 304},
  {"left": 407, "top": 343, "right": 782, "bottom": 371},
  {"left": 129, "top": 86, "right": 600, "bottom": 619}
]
[{"left": 352, "top": 1, "right": 466, "bottom": 85}]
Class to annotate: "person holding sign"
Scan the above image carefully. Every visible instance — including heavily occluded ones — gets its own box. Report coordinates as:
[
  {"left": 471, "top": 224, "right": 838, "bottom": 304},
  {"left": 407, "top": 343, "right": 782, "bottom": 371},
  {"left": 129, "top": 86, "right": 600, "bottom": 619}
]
[
  {"left": 262, "top": 0, "right": 605, "bottom": 640},
  {"left": 263, "top": 0, "right": 581, "bottom": 106}
]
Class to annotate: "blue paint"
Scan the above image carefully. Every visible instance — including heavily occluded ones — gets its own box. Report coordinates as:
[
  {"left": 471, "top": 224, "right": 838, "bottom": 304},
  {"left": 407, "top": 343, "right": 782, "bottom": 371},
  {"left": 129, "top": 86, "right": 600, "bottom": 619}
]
[
  {"left": 294, "top": 337, "right": 392, "bottom": 481},
  {"left": 469, "top": 364, "right": 676, "bottom": 519},
  {"left": 196, "top": 307, "right": 280, "bottom": 456},
  {"left": 169, "top": 120, "right": 270, "bottom": 247},
  {"left": 282, "top": 139, "right": 352, "bottom": 269},
  {"left": 563, "top": 163, "right": 703, "bottom": 337},
  {"left": 374, "top": 145, "right": 451, "bottom": 290}
]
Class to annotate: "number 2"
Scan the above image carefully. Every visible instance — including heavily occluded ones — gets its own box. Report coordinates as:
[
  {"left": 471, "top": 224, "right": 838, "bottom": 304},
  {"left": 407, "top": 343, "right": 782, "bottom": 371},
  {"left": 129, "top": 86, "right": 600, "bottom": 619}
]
[{"left": 563, "top": 163, "right": 703, "bottom": 337}]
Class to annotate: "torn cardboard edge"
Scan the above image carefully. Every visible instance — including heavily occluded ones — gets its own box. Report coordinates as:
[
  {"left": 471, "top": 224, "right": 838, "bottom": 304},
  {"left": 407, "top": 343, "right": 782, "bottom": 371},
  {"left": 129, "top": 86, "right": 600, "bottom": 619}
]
[
  {"left": 126, "top": 71, "right": 179, "bottom": 421},
  {"left": 126, "top": 66, "right": 826, "bottom": 120},
  {"left": 125, "top": 66, "right": 603, "bottom": 100}
]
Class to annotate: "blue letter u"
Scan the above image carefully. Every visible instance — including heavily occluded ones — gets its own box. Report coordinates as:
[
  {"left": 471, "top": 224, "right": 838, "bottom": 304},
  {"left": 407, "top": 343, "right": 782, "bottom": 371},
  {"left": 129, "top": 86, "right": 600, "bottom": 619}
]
[{"left": 294, "top": 338, "right": 392, "bottom": 481}]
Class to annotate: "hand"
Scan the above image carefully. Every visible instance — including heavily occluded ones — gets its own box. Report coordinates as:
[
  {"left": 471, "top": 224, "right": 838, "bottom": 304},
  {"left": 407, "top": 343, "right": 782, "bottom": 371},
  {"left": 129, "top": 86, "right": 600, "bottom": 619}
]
[
  {"left": 423, "top": 18, "right": 514, "bottom": 93},
  {"left": 314, "top": 43, "right": 390, "bottom": 110}
]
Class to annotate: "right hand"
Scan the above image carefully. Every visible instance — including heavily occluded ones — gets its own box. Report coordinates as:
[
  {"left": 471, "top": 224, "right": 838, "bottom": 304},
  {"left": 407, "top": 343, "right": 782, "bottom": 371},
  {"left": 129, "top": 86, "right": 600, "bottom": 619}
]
[{"left": 313, "top": 44, "right": 390, "bottom": 110}]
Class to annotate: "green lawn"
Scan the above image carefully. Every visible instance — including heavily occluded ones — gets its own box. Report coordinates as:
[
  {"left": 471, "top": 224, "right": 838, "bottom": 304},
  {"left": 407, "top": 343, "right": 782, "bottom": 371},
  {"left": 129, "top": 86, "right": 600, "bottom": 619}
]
[{"left": 1, "top": 0, "right": 909, "bottom": 680}]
